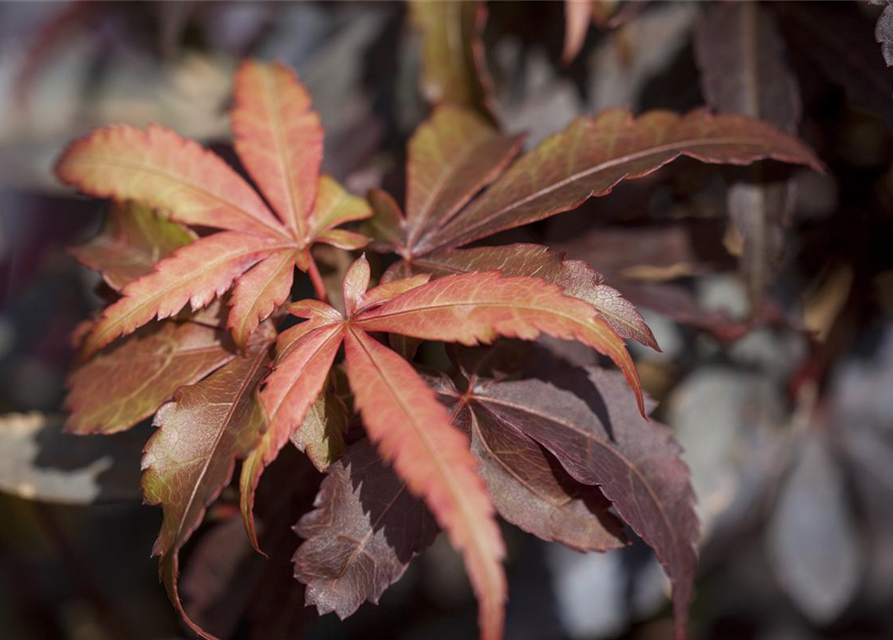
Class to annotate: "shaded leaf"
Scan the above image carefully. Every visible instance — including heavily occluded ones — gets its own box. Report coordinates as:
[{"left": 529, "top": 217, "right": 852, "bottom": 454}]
[
  {"left": 466, "top": 353, "right": 698, "bottom": 640},
  {"left": 290, "top": 391, "right": 348, "bottom": 473},
  {"left": 0, "top": 413, "right": 143, "bottom": 504},
  {"left": 410, "top": 0, "right": 497, "bottom": 122},
  {"left": 355, "top": 270, "right": 645, "bottom": 415},
  {"left": 694, "top": 2, "right": 801, "bottom": 304},
  {"left": 142, "top": 335, "right": 272, "bottom": 640},
  {"left": 433, "top": 370, "right": 627, "bottom": 553},
  {"left": 343, "top": 327, "right": 506, "bottom": 640},
  {"left": 66, "top": 320, "right": 236, "bottom": 435},
  {"left": 294, "top": 438, "right": 439, "bottom": 618},
  {"left": 70, "top": 202, "right": 195, "bottom": 292},
  {"left": 778, "top": 2, "right": 893, "bottom": 130},
  {"left": 418, "top": 109, "right": 823, "bottom": 253}
]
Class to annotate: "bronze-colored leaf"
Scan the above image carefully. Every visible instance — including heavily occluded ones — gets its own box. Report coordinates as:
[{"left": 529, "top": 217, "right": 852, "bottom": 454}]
[
  {"left": 419, "top": 109, "right": 823, "bottom": 253},
  {"left": 463, "top": 350, "right": 698, "bottom": 640},
  {"left": 410, "top": 0, "right": 497, "bottom": 122},
  {"left": 294, "top": 438, "right": 439, "bottom": 619},
  {"left": 65, "top": 320, "right": 236, "bottom": 435},
  {"left": 70, "top": 202, "right": 195, "bottom": 292}
]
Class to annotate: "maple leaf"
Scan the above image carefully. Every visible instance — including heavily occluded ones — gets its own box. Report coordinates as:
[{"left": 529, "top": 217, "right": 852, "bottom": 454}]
[
  {"left": 294, "top": 437, "right": 439, "bottom": 618},
  {"left": 56, "top": 60, "right": 371, "bottom": 357},
  {"left": 246, "top": 254, "right": 648, "bottom": 640},
  {"left": 142, "top": 325, "right": 273, "bottom": 640},
  {"left": 476, "top": 346, "right": 698, "bottom": 640},
  {"left": 365, "top": 105, "right": 822, "bottom": 349}
]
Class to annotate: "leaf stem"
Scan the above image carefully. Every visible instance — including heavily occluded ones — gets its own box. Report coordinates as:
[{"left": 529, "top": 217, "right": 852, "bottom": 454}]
[{"left": 307, "top": 255, "right": 329, "bottom": 304}]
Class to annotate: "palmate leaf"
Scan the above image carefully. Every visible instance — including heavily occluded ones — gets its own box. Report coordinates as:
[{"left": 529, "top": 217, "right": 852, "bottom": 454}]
[
  {"left": 368, "top": 108, "right": 822, "bottom": 250},
  {"left": 420, "top": 109, "right": 823, "bottom": 253},
  {"left": 247, "top": 254, "right": 650, "bottom": 639},
  {"left": 426, "top": 365, "right": 627, "bottom": 553},
  {"left": 367, "top": 104, "right": 821, "bottom": 354},
  {"left": 56, "top": 60, "right": 371, "bottom": 356}
]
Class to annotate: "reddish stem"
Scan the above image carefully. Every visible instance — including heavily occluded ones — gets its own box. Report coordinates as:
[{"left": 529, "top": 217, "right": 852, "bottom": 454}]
[{"left": 307, "top": 255, "right": 329, "bottom": 304}]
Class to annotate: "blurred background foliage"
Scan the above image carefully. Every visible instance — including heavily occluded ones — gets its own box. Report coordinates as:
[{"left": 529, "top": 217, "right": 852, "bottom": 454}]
[{"left": 3, "top": 1, "right": 893, "bottom": 639}]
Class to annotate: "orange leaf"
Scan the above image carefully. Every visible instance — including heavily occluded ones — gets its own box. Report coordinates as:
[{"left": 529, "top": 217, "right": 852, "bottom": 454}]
[
  {"left": 343, "top": 327, "right": 506, "bottom": 640},
  {"left": 241, "top": 324, "right": 343, "bottom": 551},
  {"left": 56, "top": 124, "right": 284, "bottom": 237},
  {"left": 227, "top": 249, "right": 299, "bottom": 349},
  {"left": 231, "top": 61, "right": 323, "bottom": 237},
  {"left": 81, "top": 233, "right": 286, "bottom": 358},
  {"left": 58, "top": 60, "right": 370, "bottom": 352},
  {"left": 355, "top": 271, "right": 645, "bottom": 416}
]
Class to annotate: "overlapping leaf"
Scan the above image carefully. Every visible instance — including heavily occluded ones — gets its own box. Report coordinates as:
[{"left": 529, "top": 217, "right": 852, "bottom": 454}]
[
  {"left": 427, "top": 366, "right": 627, "bottom": 553},
  {"left": 56, "top": 59, "right": 371, "bottom": 356},
  {"left": 295, "top": 437, "right": 439, "bottom": 618},
  {"left": 70, "top": 202, "right": 195, "bottom": 292},
  {"left": 65, "top": 319, "right": 236, "bottom": 435},
  {"left": 251, "top": 254, "right": 655, "bottom": 639},
  {"left": 419, "top": 109, "right": 822, "bottom": 253},
  {"left": 142, "top": 332, "right": 272, "bottom": 640},
  {"left": 695, "top": 2, "right": 802, "bottom": 305},
  {"left": 451, "top": 347, "right": 698, "bottom": 640}
]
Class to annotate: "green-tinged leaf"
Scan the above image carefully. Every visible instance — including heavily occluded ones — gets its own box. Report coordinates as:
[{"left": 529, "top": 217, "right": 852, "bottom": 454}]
[
  {"left": 290, "top": 390, "right": 348, "bottom": 472},
  {"left": 143, "top": 334, "right": 272, "bottom": 640},
  {"left": 70, "top": 202, "right": 195, "bottom": 292},
  {"left": 66, "top": 320, "right": 236, "bottom": 435},
  {"left": 410, "top": 0, "right": 497, "bottom": 121}
]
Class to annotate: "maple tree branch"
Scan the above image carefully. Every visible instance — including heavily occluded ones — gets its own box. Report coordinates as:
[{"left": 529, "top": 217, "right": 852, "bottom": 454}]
[{"left": 307, "top": 255, "right": 329, "bottom": 304}]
